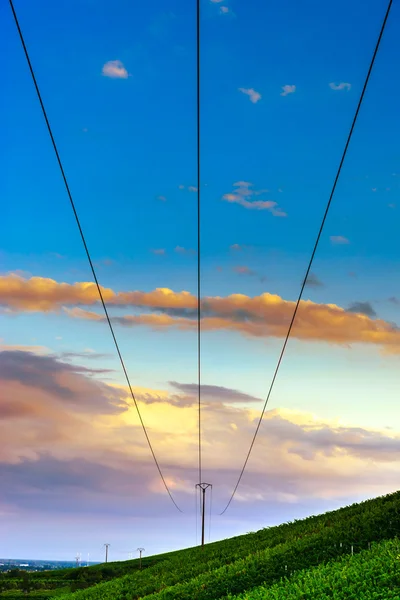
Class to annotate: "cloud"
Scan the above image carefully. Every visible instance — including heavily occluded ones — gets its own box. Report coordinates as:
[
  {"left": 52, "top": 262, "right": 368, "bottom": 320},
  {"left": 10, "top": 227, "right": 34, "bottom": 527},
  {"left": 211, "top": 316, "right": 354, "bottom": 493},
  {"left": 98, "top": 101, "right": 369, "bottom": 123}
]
[
  {"left": 230, "top": 244, "right": 248, "bottom": 251},
  {"left": 0, "top": 350, "right": 120, "bottom": 414},
  {"left": 156, "top": 195, "right": 167, "bottom": 202},
  {"left": 330, "top": 235, "right": 350, "bottom": 245},
  {"left": 347, "top": 302, "right": 377, "bottom": 318},
  {"left": 169, "top": 382, "right": 262, "bottom": 404},
  {"left": 58, "top": 351, "right": 113, "bottom": 362},
  {"left": 222, "top": 182, "right": 287, "bottom": 216},
  {"left": 305, "top": 273, "right": 324, "bottom": 288},
  {"left": 220, "top": 6, "right": 230, "bottom": 13},
  {"left": 329, "top": 82, "right": 351, "bottom": 91},
  {"left": 1, "top": 349, "right": 399, "bottom": 520},
  {"left": 233, "top": 265, "right": 256, "bottom": 276},
  {"left": 0, "top": 274, "right": 113, "bottom": 312},
  {"left": 174, "top": 246, "right": 196, "bottom": 256},
  {"left": 178, "top": 185, "right": 197, "bottom": 192},
  {"left": 102, "top": 60, "right": 128, "bottom": 79},
  {"left": 150, "top": 249, "right": 166, "bottom": 255},
  {"left": 66, "top": 293, "right": 400, "bottom": 354},
  {"left": 4, "top": 274, "right": 400, "bottom": 353},
  {"left": 388, "top": 297, "right": 399, "bottom": 305},
  {"left": 281, "top": 85, "right": 296, "bottom": 96},
  {"left": 238, "top": 88, "right": 262, "bottom": 104}
]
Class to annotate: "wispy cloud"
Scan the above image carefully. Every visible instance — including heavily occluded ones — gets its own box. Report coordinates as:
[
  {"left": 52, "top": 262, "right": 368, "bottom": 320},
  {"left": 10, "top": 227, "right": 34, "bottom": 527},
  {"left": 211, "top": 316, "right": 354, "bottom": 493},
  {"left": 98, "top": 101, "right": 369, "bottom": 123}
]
[
  {"left": 329, "top": 82, "right": 351, "bottom": 91},
  {"left": 281, "top": 85, "right": 296, "bottom": 96},
  {"left": 156, "top": 195, "right": 167, "bottom": 202},
  {"left": 330, "top": 235, "right": 350, "bottom": 245},
  {"left": 233, "top": 265, "right": 256, "bottom": 276},
  {"left": 230, "top": 244, "right": 248, "bottom": 251},
  {"left": 347, "top": 301, "right": 377, "bottom": 318},
  {"left": 102, "top": 60, "right": 129, "bottom": 79},
  {"left": 178, "top": 185, "right": 197, "bottom": 192},
  {"left": 238, "top": 88, "right": 262, "bottom": 104},
  {"left": 174, "top": 246, "right": 196, "bottom": 256},
  {"left": 220, "top": 5, "right": 230, "bottom": 13},
  {"left": 150, "top": 249, "right": 166, "bottom": 255},
  {"left": 169, "top": 381, "right": 261, "bottom": 404},
  {"left": 305, "top": 273, "right": 324, "bottom": 288},
  {"left": 222, "top": 181, "right": 287, "bottom": 216}
]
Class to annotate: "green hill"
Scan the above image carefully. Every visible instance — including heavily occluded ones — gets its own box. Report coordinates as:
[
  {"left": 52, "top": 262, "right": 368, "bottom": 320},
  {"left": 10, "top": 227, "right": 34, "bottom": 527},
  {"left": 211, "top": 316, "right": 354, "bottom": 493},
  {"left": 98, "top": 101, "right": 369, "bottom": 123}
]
[{"left": 1, "top": 489, "right": 399, "bottom": 600}]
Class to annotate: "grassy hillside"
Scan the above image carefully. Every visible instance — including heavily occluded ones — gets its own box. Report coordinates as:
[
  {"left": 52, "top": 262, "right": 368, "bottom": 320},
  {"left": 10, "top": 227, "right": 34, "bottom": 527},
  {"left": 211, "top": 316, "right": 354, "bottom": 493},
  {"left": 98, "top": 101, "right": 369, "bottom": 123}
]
[
  {"left": 228, "top": 538, "right": 400, "bottom": 600},
  {"left": 1, "top": 489, "right": 399, "bottom": 600}
]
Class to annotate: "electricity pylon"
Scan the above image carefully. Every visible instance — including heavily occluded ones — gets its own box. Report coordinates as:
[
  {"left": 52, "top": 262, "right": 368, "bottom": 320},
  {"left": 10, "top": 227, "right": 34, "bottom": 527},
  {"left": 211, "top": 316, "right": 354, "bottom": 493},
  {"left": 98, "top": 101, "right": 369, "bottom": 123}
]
[
  {"left": 137, "top": 547, "right": 145, "bottom": 569},
  {"left": 104, "top": 543, "right": 110, "bottom": 563},
  {"left": 196, "top": 483, "right": 212, "bottom": 548}
]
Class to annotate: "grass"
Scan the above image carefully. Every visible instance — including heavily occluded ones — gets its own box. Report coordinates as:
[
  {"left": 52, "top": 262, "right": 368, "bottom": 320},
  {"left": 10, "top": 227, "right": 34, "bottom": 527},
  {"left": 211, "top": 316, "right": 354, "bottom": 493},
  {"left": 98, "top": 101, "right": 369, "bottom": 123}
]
[{"left": 1, "top": 489, "right": 399, "bottom": 600}]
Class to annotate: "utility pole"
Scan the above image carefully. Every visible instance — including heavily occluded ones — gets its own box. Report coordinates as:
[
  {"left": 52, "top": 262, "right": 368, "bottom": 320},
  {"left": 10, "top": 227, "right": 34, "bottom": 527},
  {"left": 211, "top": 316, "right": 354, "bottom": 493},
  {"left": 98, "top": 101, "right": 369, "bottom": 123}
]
[
  {"left": 104, "top": 544, "right": 110, "bottom": 563},
  {"left": 137, "top": 548, "right": 145, "bottom": 570},
  {"left": 195, "top": 483, "right": 212, "bottom": 548}
]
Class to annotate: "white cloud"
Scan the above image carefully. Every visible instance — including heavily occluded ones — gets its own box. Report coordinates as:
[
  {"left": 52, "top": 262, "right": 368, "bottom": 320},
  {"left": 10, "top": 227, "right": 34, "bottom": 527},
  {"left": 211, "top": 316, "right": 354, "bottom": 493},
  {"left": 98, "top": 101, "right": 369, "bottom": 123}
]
[
  {"left": 174, "top": 246, "right": 196, "bottom": 256},
  {"left": 150, "top": 249, "right": 166, "bottom": 255},
  {"left": 281, "top": 85, "right": 296, "bottom": 97},
  {"left": 329, "top": 82, "right": 351, "bottom": 91},
  {"left": 220, "top": 6, "right": 230, "bottom": 13},
  {"left": 222, "top": 181, "right": 287, "bottom": 216},
  {"left": 102, "top": 60, "right": 128, "bottom": 79},
  {"left": 330, "top": 235, "right": 350, "bottom": 245},
  {"left": 238, "top": 88, "right": 262, "bottom": 104}
]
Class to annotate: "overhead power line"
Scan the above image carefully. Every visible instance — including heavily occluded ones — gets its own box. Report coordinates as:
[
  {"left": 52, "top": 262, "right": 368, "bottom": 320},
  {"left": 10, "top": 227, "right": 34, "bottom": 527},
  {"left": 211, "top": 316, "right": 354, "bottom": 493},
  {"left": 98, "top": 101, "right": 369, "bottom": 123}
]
[
  {"left": 219, "top": 0, "right": 393, "bottom": 516},
  {"left": 9, "top": 0, "right": 183, "bottom": 513},
  {"left": 196, "top": 0, "right": 202, "bottom": 487}
]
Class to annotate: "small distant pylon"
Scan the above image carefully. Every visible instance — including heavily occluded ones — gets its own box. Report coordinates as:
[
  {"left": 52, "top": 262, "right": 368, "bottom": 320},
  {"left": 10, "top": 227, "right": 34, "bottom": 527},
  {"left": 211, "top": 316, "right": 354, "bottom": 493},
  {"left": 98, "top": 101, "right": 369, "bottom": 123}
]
[
  {"left": 75, "top": 553, "right": 81, "bottom": 568},
  {"left": 104, "top": 543, "right": 110, "bottom": 563},
  {"left": 137, "top": 548, "right": 145, "bottom": 570}
]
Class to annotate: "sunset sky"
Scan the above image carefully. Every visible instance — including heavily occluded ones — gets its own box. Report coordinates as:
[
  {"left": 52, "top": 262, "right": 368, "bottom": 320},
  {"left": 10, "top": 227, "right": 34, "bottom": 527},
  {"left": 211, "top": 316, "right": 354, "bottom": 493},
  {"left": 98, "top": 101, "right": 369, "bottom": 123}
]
[{"left": 1, "top": 0, "right": 400, "bottom": 562}]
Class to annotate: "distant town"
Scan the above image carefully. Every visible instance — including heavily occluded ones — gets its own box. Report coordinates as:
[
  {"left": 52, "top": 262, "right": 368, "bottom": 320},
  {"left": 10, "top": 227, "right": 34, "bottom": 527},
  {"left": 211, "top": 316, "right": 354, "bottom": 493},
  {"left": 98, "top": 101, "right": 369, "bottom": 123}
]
[{"left": 0, "top": 559, "right": 98, "bottom": 573}]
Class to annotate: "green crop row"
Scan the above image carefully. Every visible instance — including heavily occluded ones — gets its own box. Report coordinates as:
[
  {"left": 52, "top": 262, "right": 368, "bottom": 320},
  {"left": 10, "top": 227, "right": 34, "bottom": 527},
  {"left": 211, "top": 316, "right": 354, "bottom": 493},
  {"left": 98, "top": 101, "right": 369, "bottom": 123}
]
[
  {"left": 227, "top": 538, "right": 400, "bottom": 600},
  {"left": 55, "top": 491, "right": 400, "bottom": 600}
]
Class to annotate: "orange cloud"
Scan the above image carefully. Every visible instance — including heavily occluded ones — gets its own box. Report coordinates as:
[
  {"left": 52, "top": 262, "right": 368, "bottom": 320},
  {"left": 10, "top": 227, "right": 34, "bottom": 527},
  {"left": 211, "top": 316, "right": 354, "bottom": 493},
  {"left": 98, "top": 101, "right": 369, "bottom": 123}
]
[
  {"left": 2, "top": 274, "right": 400, "bottom": 353},
  {"left": 0, "top": 274, "right": 115, "bottom": 311}
]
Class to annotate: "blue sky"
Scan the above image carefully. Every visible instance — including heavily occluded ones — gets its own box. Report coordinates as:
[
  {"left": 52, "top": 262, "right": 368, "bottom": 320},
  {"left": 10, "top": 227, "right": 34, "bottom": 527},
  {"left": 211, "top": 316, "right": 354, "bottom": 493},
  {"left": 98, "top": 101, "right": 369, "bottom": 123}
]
[{"left": 1, "top": 0, "right": 400, "bottom": 560}]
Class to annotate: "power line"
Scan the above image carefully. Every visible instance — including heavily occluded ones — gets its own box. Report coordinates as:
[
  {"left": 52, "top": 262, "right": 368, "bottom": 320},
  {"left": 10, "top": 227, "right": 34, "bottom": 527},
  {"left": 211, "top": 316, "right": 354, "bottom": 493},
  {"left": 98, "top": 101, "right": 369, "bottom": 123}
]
[
  {"left": 196, "top": 0, "right": 202, "bottom": 486},
  {"left": 8, "top": 0, "right": 183, "bottom": 514},
  {"left": 219, "top": 0, "right": 393, "bottom": 516}
]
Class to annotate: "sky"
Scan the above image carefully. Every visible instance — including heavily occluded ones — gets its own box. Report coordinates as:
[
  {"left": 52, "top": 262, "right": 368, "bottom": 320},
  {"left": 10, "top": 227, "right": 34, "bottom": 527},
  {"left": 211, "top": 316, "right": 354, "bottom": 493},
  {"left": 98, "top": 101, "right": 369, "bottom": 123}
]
[{"left": 1, "top": 0, "right": 400, "bottom": 562}]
